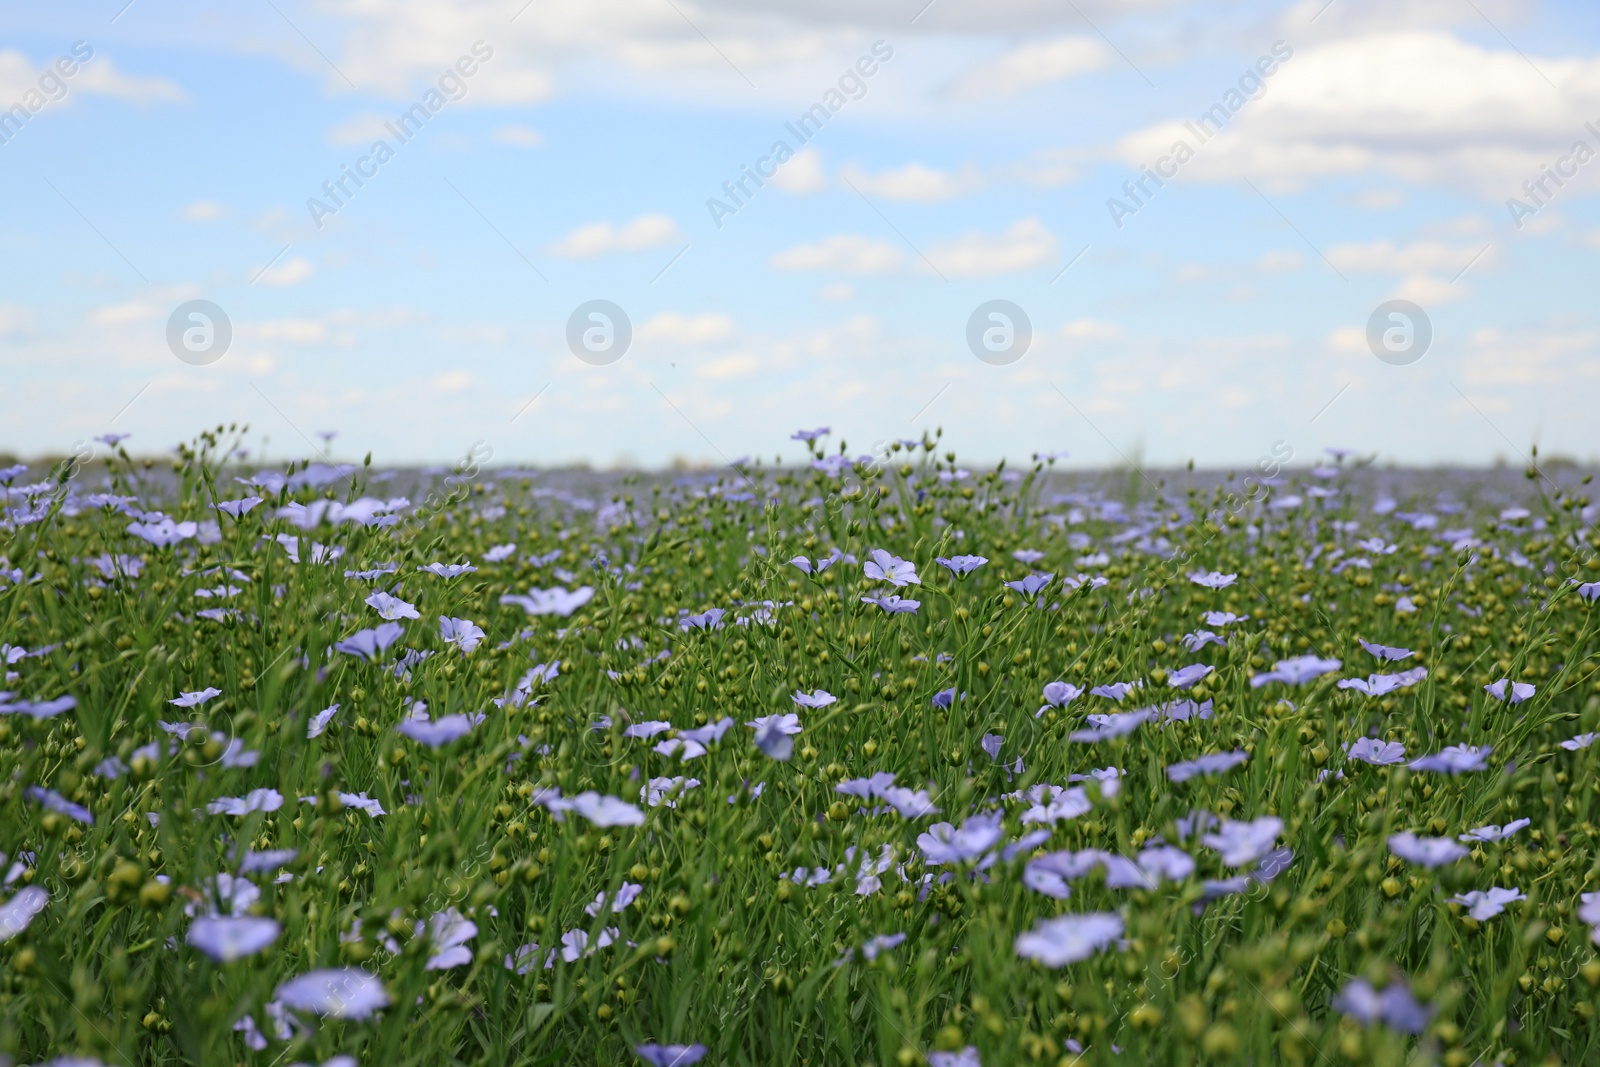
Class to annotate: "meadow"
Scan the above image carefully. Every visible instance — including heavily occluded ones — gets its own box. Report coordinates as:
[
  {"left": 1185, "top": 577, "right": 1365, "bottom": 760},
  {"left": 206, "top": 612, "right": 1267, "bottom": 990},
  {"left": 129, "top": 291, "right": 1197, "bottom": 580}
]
[{"left": 2, "top": 426, "right": 1599, "bottom": 1067}]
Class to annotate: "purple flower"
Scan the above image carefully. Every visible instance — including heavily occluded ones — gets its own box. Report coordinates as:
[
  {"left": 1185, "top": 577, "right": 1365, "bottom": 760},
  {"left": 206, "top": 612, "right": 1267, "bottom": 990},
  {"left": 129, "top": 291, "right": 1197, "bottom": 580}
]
[
  {"left": 1561, "top": 733, "right": 1598, "bottom": 751},
  {"left": 397, "top": 713, "right": 476, "bottom": 747},
  {"left": 1338, "top": 667, "right": 1427, "bottom": 697},
  {"left": 837, "top": 772, "right": 898, "bottom": 798},
  {"left": 420, "top": 562, "right": 477, "bottom": 578},
  {"left": 483, "top": 543, "right": 517, "bottom": 562},
  {"left": 238, "top": 849, "right": 298, "bottom": 875},
  {"left": 1579, "top": 581, "right": 1600, "bottom": 602},
  {"left": 499, "top": 585, "right": 595, "bottom": 617},
  {"left": 927, "top": 1049, "right": 981, "bottom": 1067},
  {"left": 307, "top": 703, "right": 341, "bottom": 738},
  {"left": 1409, "top": 745, "right": 1491, "bottom": 774},
  {"left": 1040, "top": 681, "right": 1082, "bottom": 710},
  {"left": 788, "top": 555, "right": 834, "bottom": 576},
  {"left": 273, "top": 968, "right": 390, "bottom": 1019},
  {"left": 681, "top": 717, "right": 734, "bottom": 746},
  {"left": 1387, "top": 832, "right": 1468, "bottom": 868},
  {"left": 1250, "top": 655, "right": 1342, "bottom": 687},
  {"left": 1182, "top": 630, "right": 1226, "bottom": 652},
  {"left": 1020, "top": 787, "right": 1091, "bottom": 826},
  {"left": 187, "top": 916, "right": 281, "bottom": 963},
  {"left": 931, "top": 687, "right": 963, "bottom": 708},
  {"left": 1137, "top": 845, "right": 1195, "bottom": 882},
  {"left": 169, "top": 687, "right": 222, "bottom": 708},
  {"left": 635, "top": 1044, "right": 708, "bottom": 1066},
  {"left": 1167, "top": 663, "right": 1214, "bottom": 690},
  {"left": 365, "top": 591, "right": 420, "bottom": 620},
  {"left": 936, "top": 555, "right": 988, "bottom": 577},
  {"left": 1014, "top": 913, "right": 1124, "bottom": 967},
  {"left": 569, "top": 792, "right": 645, "bottom": 827},
  {"left": 1005, "top": 573, "right": 1055, "bottom": 597},
  {"left": 1345, "top": 738, "right": 1406, "bottom": 765},
  {"left": 25, "top": 786, "right": 93, "bottom": 825},
  {"left": 980, "top": 733, "right": 1004, "bottom": 760},
  {"left": 1450, "top": 886, "right": 1525, "bottom": 921},
  {"left": 1166, "top": 750, "right": 1248, "bottom": 783},
  {"left": 1485, "top": 678, "right": 1535, "bottom": 704},
  {"left": 679, "top": 608, "right": 726, "bottom": 631},
  {"left": 1203, "top": 610, "right": 1248, "bottom": 626},
  {"left": 439, "top": 616, "right": 485, "bottom": 653},
  {"left": 1189, "top": 571, "right": 1237, "bottom": 589},
  {"left": 791, "top": 427, "right": 830, "bottom": 442},
  {"left": 861, "top": 594, "right": 920, "bottom": 614},
  {"left": 1332, "top": 979, "right": 1433, "bottom": 1034},
  {"left": 127, "top": 518, "right": 199, "bottom": 547},
  {"left": 1458, "top": 819, "right": 1530, "bottom": 843},
  {"left": 586, "top": 883, "right": 645, "bottom": 916},
  {"left": 864, "top": 549, "right": 920, "bottom": 587},
  {"left": 1022, "top": 850, "right": 1106, "bottom": 898},
  {"left": 918, "top": 812, "right": 1003, "bottom": 865},
  {"left": 747, "top": 713, "right": 802, "bottom": 760},
  {"left": 0, "top": 694, "right": 77, "bottom": 719},
  {"left": 0, "top": 886, "right": 48, "bottom": 942},
  {"left": 212, "top": 497, "right": 263, "bottom": 518},
  {"left": 420, "top": 908, "right": 477, "bottom": 970},
  {"left": 207, "top": 788, "right": 284, "bottom": 816},
  {"left": 1012, "top": 548, "right": 1045, "bottom": 563},
  {"left": 1358, "top": 639, "right": 1413, "bottom": 661},
  {"left": 881, "top": 785, "right": 940, "bottom": 817},
  {"left": 1068, "top": 709, "right": 1152, "bottom": 743},
  {"left": 1202, "top": 816, "right": 1283, "bottom": 867},
  {"left": 334, "top": 622, "right": 404, "bottom": 660},
  {"left": 792, "top": 689, "right": 836, "bottom": 708},
  {"left": 654, "top": 738, "right": 706, "bottom": 760},
  {"left": 625, "top": 720, "right": 672, "bottom": 739},
  {"left": 1089, "top": 680, "right": 1141, "bottom": 701}
]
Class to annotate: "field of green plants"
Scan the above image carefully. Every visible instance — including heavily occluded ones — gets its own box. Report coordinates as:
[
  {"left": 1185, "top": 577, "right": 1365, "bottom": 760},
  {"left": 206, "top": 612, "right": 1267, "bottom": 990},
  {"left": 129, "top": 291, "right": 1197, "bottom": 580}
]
[{"left": 3, "top": 426, "right": 1600, "bottom": 1067}]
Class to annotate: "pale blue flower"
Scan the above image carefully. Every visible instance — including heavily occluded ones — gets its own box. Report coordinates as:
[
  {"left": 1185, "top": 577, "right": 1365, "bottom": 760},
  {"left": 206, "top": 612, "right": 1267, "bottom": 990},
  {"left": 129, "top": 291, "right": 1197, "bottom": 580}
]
[
  {"left": 1485, "top": 678, "right": 1535, "bottom": 704},
  {"left": 1189, "top": 571, "right": 1237, "bottom": 589},
  {"left": 1167, "top": 750, "right": 1248, "bottom": 783},
  {"left": 1014, "top": 912, "right": 1123, "bottom": 966},
  {"left": 792, "top": 688, "right": 836, "bottom": 708},
  {"left": 1358, "top": 639, "right": 1413, "bottom": 661},
  {"left": 1387, "top": 832, "right": 1467, "bottom": 868},
  {"left": 1345, "top": 738, "right": 1406, "bottom": 765},
  {"left": 1250, "top": 655, "right": 1341, "bottom": 687},
  {"left": 187, "top": 916, "right": 281, "bottom": 962},
  {"left": 1410, "top": 745, "right": 1491, "bottom": 774},
  {"left": 747, "top": 712, "right": 802, "bottom": 760},
  {"left": 1167, "top": 663, "right": 1214, "bottom": 689},
  {"left": 365, "top": 591, "right": 420, "bottom": 620},
  {"left": 274, "top": 968, "right": 390, "bottom": 1019},
  {"left": 1458, "top": 819, "right": 1531, "bottom": 843},
  {"left": 439, "top": 616, "right": 485, "bottom": 653},
  {"left": 1450, "top": 886, "right": 1525, "bottom": 920},
  {"left": 1202, "top": 816, "right": 1283, "bottom": 866},
  {"left": 936, "top": 555, "right": 988, "bottom": 577},
  {"left": 635, "top": 1043, "right": 707, "bottom": 1066},
  {"left": 864, "top": 549, "right": 919, "bottom": 587}
]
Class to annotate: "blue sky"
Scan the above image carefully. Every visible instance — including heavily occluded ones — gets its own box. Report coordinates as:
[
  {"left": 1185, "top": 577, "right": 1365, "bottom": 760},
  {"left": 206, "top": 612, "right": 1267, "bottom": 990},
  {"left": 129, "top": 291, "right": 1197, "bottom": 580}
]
[{"left": 2, "top": 0, "right": 1598, "bottom": 469}]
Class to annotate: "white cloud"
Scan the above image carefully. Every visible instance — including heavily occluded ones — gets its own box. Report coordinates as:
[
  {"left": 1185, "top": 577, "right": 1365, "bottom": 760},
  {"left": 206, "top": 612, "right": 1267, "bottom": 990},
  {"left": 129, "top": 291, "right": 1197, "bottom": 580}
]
[
  {"left": 327, "top": 112, "right": 394, "bottom": 146},
  {"left": 1060, "top": 318, "right": 1121, "bottom": 341},
  {"left": 1113, "top": 31, "right": 1600, "bottom": 193},
  {"left": 1256, "top": 250, "right": 1302, "bottom": 272},
  {"left": 0, "top": 304, "right": 34, "bottom": 338},
  {"left": 71, "top": 57, "right": 186, "bottom": 103},
  {"left": 1391, "top": 275, "right": 1468, "bottom": 305},
  {"left": 546, "top": 214, "right": 681, "bottom": 257},
  {"left": 637, "top": 312, "right": 735, "bottom": 344},
  {"left": 181, "top": 200, "right": 227, "bottom": 223},
  {"left": 251, "top": 319, "right": 329, "bottom": 344},
  {"left": 840, "top": 162, "right": 981, "bottom": 201},
  {"left": 257, "top": 256, "right": 317, "bottom": 287},
  {"left": 1462, "top": 325, "right": 1600, "bottom": 387},
  {"left": 91, "top": 301, "right": 162, "bottom": 326},
  {"left": 1354, "top": 189, "right": 1405, "bottom": 209},
  {"left": 494, "top": 124, "right": 543, "bottom": 147},
  {"left": 1326, "top": 239, "right": 1493, "bottom": 275},
  {"left": 432, "top": 371, "right": 473, "bottom": 392},
  {"left": 952, "top": 36, "right": 1108, "bottom": 96},
  {"left": 770, "top": 235, "right": 902, "bottom": 274},
  {"left": 696, "top": 352, "right": 760, "bottom": 379},
  {"left": 922, "top": 217, "right": 1057, "bottom": 277},
  {"left": 818, "top": 282, "right": 854, "bottom": 301},
  {"left": 770, "top": 148, "right": 827, "bottom": 194}
]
